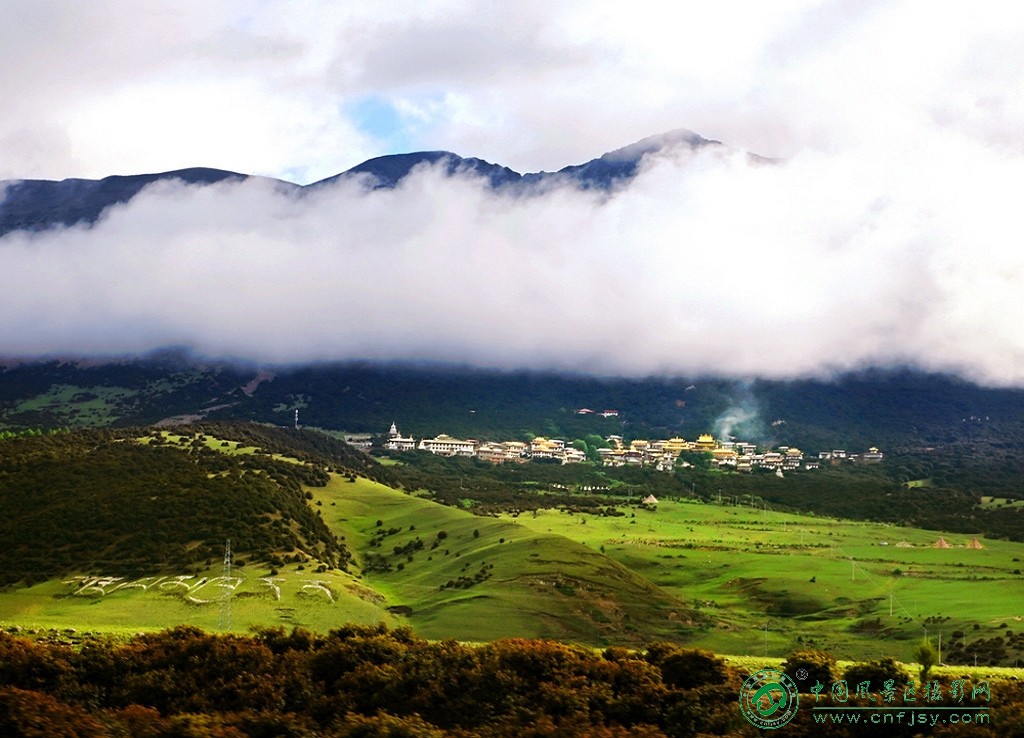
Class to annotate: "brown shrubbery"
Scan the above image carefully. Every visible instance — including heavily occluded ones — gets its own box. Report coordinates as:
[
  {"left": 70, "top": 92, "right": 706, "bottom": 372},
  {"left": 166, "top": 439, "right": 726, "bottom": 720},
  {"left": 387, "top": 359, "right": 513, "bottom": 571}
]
[{"left": 0, "top": 626, "right": 1021, "bottom": 737}]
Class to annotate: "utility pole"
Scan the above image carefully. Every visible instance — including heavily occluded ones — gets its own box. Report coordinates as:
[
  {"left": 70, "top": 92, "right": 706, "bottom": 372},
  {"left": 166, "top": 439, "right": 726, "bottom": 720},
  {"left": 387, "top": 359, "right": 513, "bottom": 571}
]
[{"left": 219, "top": 539, "right": 232, "bottom": 631}]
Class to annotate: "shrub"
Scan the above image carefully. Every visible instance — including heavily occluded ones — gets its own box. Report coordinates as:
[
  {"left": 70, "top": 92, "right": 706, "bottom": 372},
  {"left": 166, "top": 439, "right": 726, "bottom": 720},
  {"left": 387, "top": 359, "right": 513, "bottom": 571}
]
[
  {"left": 660, "top": 648, "right": 728, "bottom": 689},
  {"left": 842, "top": 658, "right": 908, "bottom": 691},
  {"left": 783, "top": 649, "right": 837, "bottom": 689}
]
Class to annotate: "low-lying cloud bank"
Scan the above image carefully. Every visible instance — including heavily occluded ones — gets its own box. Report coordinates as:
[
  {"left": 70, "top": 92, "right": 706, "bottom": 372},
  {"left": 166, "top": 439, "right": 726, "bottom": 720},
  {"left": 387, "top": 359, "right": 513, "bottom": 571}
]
[{"left": 2, "top": 133, "right": 1023, "bottom": 384}]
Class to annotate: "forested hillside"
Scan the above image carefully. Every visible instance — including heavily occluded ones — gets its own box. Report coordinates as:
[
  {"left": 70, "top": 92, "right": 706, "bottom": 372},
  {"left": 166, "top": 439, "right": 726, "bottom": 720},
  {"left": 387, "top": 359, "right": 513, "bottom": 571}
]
[
  {"left": 5, "top": 360, "right": 1024, "bottom": 502},
  {"left": 0, "top": 426, "right": 364, "bottom": 585}
]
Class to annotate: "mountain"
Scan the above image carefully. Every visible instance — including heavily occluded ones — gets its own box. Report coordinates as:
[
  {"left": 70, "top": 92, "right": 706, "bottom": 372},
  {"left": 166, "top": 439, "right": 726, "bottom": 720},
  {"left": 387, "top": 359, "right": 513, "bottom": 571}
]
[
  {"left": 0, "top": 167, "right": 251, "bottom": 236},
  {"left": 520, "top": 128, "right": 721, "bottom": 190},
  {"left": 312, "top": 150, "right": 523, "bottom": 190},
  {"left": 0, "top": 128, "right": 721, "bottom": 236},
  {"left": 4, "top": 357, "right": 1024, "bottom": 502}
]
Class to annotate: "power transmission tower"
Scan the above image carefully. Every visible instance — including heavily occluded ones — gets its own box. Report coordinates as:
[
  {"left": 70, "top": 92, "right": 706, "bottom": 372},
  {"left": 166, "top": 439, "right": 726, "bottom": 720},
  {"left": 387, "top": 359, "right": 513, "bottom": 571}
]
[{"left": 219, "top": 539, "right": 232, "bottom": 631}]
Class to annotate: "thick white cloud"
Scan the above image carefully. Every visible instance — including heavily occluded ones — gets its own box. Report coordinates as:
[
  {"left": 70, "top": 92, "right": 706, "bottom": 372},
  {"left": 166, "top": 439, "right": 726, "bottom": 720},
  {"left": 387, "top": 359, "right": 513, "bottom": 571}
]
[{"left": 2, "top": 130, "right": 1023, "bottom": 383}]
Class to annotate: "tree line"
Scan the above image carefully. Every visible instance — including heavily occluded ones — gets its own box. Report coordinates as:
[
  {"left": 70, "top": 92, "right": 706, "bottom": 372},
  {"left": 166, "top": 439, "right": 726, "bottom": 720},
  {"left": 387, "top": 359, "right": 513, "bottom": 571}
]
[{"left": 0, "top": 625, "right": 1021, "bottom": 737}]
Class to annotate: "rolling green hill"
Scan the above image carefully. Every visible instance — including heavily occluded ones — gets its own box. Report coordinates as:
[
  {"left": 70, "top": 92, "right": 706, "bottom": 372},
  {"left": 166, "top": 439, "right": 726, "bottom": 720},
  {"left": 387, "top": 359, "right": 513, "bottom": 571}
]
[
  {"left": 312, "top": 475, "right": 699, "bottom": 644},
  {"left": 2, "top": 422, "right": 1023, "bottom": 666},
  {"left": 0, "top": 425, "right": 701, "bottom": 646},
  {"left": 0, "top": 426, "right": 357, "bottom": 586}
]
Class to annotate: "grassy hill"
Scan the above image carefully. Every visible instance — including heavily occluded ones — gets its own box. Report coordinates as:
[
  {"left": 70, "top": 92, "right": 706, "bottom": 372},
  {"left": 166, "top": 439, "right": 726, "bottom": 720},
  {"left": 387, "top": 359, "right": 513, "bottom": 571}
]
[
  {"left": 2, "top": 422, "right": 1023, "bottom": 665},
  {"left": 0, "top": 425, "right": 700, "bottom": 646},
  {"left": 312, "top": 475, "right": 698, "bottom": 644},
  {"left": 501, "top": 500, "right": 1024, "bottom": 664}
]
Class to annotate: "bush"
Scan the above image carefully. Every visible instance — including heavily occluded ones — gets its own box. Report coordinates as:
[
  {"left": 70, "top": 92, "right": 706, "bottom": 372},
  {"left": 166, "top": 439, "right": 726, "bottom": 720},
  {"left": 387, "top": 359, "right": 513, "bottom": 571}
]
[
  {"left": 842, "top": 658, "right": 907, "bottom": 691},
  {"left": 783, "top": 649, "right": 837, "bottom": 689},
  {"left": 659, "top": 648, "right": 728, "bottom": 689}
]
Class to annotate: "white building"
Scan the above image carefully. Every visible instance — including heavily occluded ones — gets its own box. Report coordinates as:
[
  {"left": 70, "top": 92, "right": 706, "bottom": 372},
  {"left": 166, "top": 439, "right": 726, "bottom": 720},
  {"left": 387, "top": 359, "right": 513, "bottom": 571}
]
[
  {"left": 419, "top": 434, "right": 478, "bottom": 457},
  {"left": 384, "top": 423, "right": 417, "bottom": 452}
]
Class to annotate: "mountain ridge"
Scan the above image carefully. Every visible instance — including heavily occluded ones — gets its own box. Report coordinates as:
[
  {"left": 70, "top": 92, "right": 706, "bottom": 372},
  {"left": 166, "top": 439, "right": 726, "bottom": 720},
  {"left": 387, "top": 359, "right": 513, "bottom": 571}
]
[{"left": 0, "top": 128, "right": 722, "bottom": 236}]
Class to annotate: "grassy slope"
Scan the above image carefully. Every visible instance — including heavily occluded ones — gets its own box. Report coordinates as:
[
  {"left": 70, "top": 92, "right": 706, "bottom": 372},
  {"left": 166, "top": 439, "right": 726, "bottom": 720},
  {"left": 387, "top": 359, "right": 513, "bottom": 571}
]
[
  {"left": 0, "top": 430, "right": 396, "bottom": 633},
  {"left": 501, "top": 499, "right": 1024, "bottom": 662},
  {"left": 0, "top": 475, "right": 698, "bottom": 646},
  {"left": 313, "top": 475, "right": 697, "bottom": 645},
  {"left": 3, "top": 428, "right": 1022, "bottom": 664},
  {"left": 0, "top": 568, "right": 395, "bottom": 636},
  {"left": 0, "top": 432, "right": 697, "bottom": 646}
]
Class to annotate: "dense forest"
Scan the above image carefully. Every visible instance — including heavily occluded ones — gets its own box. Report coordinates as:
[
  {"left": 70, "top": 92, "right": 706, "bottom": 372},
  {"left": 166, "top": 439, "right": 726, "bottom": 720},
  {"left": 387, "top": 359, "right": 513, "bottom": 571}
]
[
  {"left": 5, "top": 358, "right": 1024, "bottom": 502},
  {"left": 0, "top": 426, "right": 369, "bottom": 585},
  {"left": 0, "top": 624, "right": 1018, "bottom": 737}
]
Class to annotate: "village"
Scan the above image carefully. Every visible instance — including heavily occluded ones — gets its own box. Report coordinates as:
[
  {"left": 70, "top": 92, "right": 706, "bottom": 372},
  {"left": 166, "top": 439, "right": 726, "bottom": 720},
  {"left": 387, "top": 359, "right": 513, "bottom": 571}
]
[{"left": 379, "top": 421, "right": 884, "bottom": 474}]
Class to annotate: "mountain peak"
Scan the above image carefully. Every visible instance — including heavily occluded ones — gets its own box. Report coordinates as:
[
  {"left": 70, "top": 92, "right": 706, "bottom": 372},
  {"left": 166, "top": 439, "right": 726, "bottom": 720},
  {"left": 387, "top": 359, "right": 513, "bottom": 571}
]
[
  {"left": 0, "top": 128, "right": 734, "bottom": 236},
  {"left": 312, "top": 151, "right": 522, "bottom": 190},
  {"left": 598, "top": 128, "right": 717, "bottom": 162}
]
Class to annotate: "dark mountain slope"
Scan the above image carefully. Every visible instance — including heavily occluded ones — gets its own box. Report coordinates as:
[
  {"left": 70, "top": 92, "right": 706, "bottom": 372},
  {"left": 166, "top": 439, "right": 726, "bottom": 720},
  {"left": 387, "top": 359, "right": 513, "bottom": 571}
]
[
  {"left": 0, "top": 129, "right": 727, "bottom": 236},
  {"left": 5, "top": 358, "right": 1024, "bottom": 497},
  {"left": 0, "top": 167, "right": 249, "bottom": 236},
  {"left": 312, "top": 151, "right": 522, "bottom": 189},
  {"left": 521, "top": 128, "right": 720, "bottom": 190}
]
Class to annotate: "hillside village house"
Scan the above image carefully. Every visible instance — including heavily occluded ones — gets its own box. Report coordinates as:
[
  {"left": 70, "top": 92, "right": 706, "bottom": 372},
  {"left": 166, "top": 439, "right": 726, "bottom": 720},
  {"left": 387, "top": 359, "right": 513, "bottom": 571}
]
[
  {"left": 380, "top": 423, "right": 882, "bottom": 473},
  {"left": 419, "top": 434, "right": 477, "bottom": 457},
  {"left": 575, "top": 408, "right": 619, "bottom": 417},
  {"left": 384, "top": 422, "right": 416, "bottom": 452}
]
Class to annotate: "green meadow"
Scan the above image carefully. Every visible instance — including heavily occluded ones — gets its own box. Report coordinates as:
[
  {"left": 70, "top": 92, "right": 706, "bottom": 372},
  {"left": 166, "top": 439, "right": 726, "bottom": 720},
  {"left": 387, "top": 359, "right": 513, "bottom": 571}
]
[
  {"left": 0, "top": 566, "right": 395, "bottom": 636},
  {"left": 0, "top": 470, "right": 691, "bottom": 647},
  {"left": 2, "top": 428, "right": 1022, "bottom": 666},
  {"left": 310, "top": 476, "right": 691, "bottom": 644},
  {"left": 500, "top": 499, "right": 1024, "bottom": 662}
]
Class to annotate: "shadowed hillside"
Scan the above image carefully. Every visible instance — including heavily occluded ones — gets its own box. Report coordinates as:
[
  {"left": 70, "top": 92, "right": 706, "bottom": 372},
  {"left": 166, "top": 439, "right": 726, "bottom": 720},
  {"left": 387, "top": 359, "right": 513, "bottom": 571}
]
[{"left": 0, "top": 427, "right": 349, "bottom": 585}]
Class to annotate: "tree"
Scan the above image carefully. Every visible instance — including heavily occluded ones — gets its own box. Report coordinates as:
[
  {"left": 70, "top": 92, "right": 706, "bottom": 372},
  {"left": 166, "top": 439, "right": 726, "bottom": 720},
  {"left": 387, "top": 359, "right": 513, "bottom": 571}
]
[{"left": 913, "top": 638, "right": 939, "bottom": 683}]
